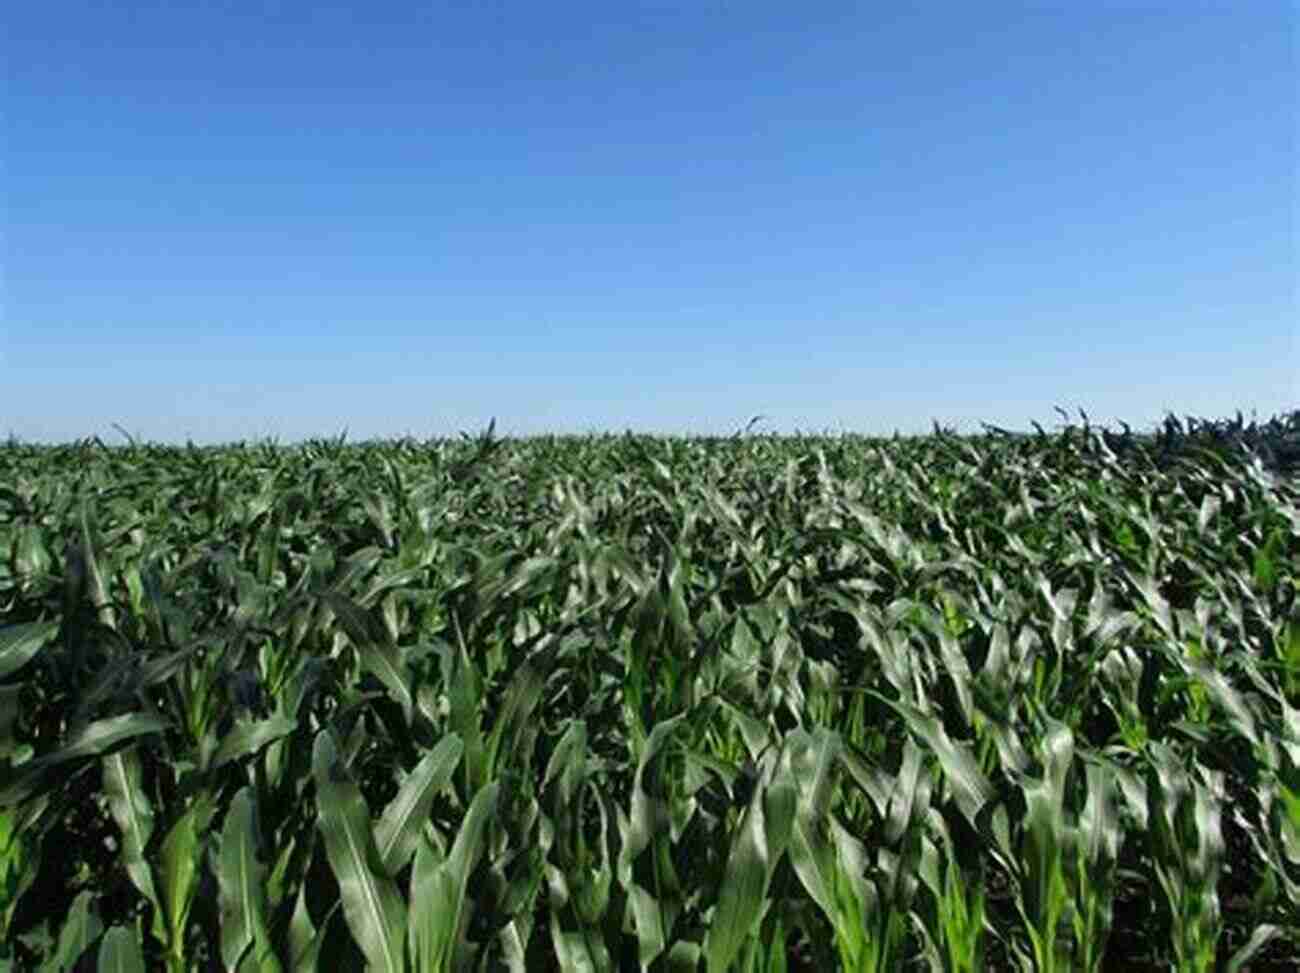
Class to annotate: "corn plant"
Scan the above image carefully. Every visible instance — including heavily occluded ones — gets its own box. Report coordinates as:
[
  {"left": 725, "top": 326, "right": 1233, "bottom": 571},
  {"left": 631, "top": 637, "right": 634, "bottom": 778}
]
[{"left": 0, "top": 410, "right": 1295, "bottom": 969}]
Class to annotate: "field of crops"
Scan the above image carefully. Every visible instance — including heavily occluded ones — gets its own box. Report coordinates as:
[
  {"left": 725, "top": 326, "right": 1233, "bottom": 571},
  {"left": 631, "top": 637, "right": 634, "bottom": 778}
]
[{"left": 2, "top": 412, "right": 1298, "bottom": 971}]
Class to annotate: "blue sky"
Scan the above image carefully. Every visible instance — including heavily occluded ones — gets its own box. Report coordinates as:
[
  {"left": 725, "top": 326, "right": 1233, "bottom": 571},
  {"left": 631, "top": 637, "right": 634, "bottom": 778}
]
[{"left": 6, "top": 1, "right": 1295, "bottom": 443}]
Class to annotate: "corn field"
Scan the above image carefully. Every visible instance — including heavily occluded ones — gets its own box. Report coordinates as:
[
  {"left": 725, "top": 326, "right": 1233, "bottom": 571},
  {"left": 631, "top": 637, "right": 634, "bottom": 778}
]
[{"left": 1, "top": 411, "right": 1298, "bottom": 971}]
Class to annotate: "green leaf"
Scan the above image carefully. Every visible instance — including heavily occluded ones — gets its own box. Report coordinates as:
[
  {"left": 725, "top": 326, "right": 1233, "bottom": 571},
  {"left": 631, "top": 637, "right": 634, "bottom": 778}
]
[
  {"left": 287, "top": 882, "right": 337, "bottom": 973},
  {"left": 1225, "top": 923, "right": 1286, "bottom": 973},
  {"left": 373, "top": 733, "right": 463, "bottom": 877},
  {"left": 97, "top": 925, "right": 146, "bottom": 973},
  {"left": 11, "top": 524, "right": 53, "bottom": 578},
  {"left": 1, "top": 798, "right": 43, "bottom": 943},
  {"left": 870, "top": 694, "right": 996, "bottom": 838},
  {"left": 322, "top": 592, "right": 415, "bottom": 725},
  {"left": 157, "top": 793, "right": 216, "bottom": 957},
  {"left": 217, "top": 787, "right": 283, "bottom": 973},
  {"left": 1253, "top": 528, "right": 1285, "bottom": 592},
  {"left": 78, "top": 499, "right": 116, "bottom": 631},
  {"left": 787, "top": 728, "right": 841, "bottom": 831},
  {"left": 0, "top": 685, "right": 24, "bottom": 766},
  {"left": 0, "top": 713, "right": 170, "bottom": 806},
  {"left": 100, "top": 749, "right": 161, "bottom": 925},
  {"left": 211, "top": 716, "right": 299, "bottom": 772},
  {"left": 484, "top": 655, "right": 546, "bottom": 780},
  {"left": 312, "top": 730, "right": 406, "bottom": 973},
  {"left": 540, "top": 719, "right": 588, "bottom": 811},
  {"left": 0, "top": 620, "right": 59, "bottom": 681},
  {"left": 408, "top": 780, "right": 500, "bottom": 972},
  {"left": 1185, "top": 660, "right": 1259, "bottom": 747},
  {"left": 47, "top": 889, "right": 104, "bottom": 972},
  {"left": 705, "top": 766, "right": 793, "bottom": 973}
]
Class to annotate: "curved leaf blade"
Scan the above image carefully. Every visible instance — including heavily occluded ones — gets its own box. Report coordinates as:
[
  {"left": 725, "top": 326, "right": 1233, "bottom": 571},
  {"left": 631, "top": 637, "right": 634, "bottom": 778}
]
[
  {"left": 373, "top": 733, "right": 463, "bottom": 877},
  {"left": 312, "top": 730, "right": 406, "bottom": 973}
]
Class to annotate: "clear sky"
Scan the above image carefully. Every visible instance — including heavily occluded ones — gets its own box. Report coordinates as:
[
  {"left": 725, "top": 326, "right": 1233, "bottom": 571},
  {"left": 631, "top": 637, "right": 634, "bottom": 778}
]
[{"left": 5, "top": 1, "right": 1296, "bottom": 443}]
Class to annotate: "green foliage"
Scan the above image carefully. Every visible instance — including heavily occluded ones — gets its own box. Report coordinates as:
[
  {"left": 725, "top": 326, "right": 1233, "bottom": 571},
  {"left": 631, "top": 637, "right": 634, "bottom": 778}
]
[{"left": 0, "top": 413, "right": 1297, "bottom": 970}]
